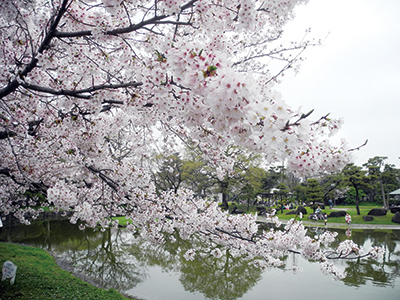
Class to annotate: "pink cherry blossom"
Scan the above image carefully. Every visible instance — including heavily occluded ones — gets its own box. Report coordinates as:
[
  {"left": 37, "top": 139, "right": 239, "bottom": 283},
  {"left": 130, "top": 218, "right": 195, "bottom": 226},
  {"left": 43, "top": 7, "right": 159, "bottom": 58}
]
[{"left": 0, "top": 0, "right": 380, "bottom": 278}]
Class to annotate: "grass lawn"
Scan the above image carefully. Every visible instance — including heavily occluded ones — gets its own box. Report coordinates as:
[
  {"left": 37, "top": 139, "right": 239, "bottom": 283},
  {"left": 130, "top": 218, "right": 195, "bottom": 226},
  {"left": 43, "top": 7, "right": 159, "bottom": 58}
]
[
  {"left": 234, "top": 202, "right": 398, "bottom": 226},
  {"left": 0, "top": 242, "right": 134, "bottom": 300}
]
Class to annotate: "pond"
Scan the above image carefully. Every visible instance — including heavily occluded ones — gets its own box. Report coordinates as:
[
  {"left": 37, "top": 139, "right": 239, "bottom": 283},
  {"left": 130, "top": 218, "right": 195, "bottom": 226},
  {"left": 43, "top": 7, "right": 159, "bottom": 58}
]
[{"left": 1, "top": 221, "right": 400, "bottom": 300}]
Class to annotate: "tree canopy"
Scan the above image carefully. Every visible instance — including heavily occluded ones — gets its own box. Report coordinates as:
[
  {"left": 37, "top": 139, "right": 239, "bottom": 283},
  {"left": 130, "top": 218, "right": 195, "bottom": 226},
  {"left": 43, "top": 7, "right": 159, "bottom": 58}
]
[{"left": 0, "top": 0, "right": 381, "bottom": 277}]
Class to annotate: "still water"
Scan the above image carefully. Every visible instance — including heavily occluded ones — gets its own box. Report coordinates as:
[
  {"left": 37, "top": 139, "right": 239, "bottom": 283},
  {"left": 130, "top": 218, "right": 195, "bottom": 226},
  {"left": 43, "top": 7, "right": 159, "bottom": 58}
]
[{"left": 1, "top": 221, "right": 399, "bottom": 300}]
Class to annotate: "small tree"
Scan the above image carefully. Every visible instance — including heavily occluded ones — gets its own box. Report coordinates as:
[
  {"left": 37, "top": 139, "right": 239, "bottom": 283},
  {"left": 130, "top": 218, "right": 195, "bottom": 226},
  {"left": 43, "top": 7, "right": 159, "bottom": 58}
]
[
  {"left": 240, "top": 183, "right": 255, "bottom": 212},
  {"left": 342, "top": 164, "right": 371, "bottom": 215},
  {"left": 306, "top": 179, "right": 323, "bottom": 212},
  {"left": 293, "top": 183, "right": 307, "bottom": 205},
  {"left": 274, "top": 183, "right": 289, "bottom": 214}
]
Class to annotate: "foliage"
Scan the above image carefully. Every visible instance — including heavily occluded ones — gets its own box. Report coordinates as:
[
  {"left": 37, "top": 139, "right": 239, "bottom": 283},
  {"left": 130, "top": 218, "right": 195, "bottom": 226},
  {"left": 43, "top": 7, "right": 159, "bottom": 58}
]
[
  {"left": 151, "top": 153, "right": 185, "bottom": 194},
  {"left": 292, "top": 183, "right": 307, "bottom": 203},
  {"left": 344, "top": 186, "right": 366, "bottom": 205},
  {"left": 363, "top": 157, "right": 400, "bottom": 206},
  {"left": 342, "top": 163, "right": 372, "bottom": 215},
  {"left": 0, "top": 243, "right": 131, "bottom": 300},
  {"left": 262, "top": 166, "right": 287, "bottom": 192},
  {"left": 305, "top": 178, "right": 323, "bottom": 208}
]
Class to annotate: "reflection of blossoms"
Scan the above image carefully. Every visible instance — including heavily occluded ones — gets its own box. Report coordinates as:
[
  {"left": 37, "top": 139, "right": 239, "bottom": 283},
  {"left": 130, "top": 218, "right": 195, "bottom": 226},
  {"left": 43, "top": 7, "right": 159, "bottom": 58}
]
[
  {"left": 317, "top": 231, "right": 338, "bottom": 247},
  {"left": 320, "top": 261, "right": 346, "bottom": 280},
  {"left": 211, "top": 248, "right": 223, "bottom": 259},
  {"left": 184, "top": 249, "right": 196, "bottom": 261},
  {"left": 369, "top": 246, "right": 385, "bottom": 260},
  {"left": 292, "top": 266, "right": 303, "bottom": 274},
  {"left": 337, "top": 240, "right": 360, "bottom": 257}
]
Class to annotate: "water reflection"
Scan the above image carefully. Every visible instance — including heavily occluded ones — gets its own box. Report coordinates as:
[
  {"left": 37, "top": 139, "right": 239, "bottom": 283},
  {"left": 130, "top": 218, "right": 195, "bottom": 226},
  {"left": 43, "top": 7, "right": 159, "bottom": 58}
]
[
  {"left": 1, "top": 221, "right": 400, "bottom": 300},
  {"left": 126, "top": 235, "right": 262, "bottom": 300},
  {"left": 0, "top": 221, "right": 145, "bottom": 290}
]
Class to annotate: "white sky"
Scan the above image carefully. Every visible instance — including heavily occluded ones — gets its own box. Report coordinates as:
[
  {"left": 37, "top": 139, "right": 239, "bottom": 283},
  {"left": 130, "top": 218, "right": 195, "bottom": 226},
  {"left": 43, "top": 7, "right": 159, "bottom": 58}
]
[{"left": 277, "top": 0, "right": 400, "bottom": 168}]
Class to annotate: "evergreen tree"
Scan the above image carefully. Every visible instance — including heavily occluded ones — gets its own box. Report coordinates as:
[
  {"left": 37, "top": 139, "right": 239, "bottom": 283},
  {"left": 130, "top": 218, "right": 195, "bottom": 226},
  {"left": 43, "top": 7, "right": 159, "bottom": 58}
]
[{"left": 306, "top": 178, "right": 323, "bottom": 212}]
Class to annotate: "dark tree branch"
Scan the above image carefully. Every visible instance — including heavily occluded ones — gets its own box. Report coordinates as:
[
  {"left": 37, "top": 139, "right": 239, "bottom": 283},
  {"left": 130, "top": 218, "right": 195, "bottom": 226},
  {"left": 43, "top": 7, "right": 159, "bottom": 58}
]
[
  {"left": 349, "top": 140, "right": 368, "bottom": 152},
  {"left": 0, "top": 0, "right": 70, "bottom": 99},
  {"left": 19, "top": 81, "right": 143, "bottom": 99},
  {"left": 86, "top": 165, "right": 119, "bottom": 191},
  {"left": 0, "top": 130, "right": 17, "bottom": 140}
]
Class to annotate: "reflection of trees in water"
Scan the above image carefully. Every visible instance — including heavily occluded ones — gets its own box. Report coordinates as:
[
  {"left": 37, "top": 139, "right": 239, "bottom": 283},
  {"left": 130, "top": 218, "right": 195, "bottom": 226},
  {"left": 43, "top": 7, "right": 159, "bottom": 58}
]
[
  {"left": 0, "top": 220, "right": 90, "bottom": 251},
  {"left": 179, "top": 249, "right": 261, "bottom": 300},
  {"left": 125, "top": 233, "right": 263, "bottom": 300},
  {"left": 310, "top": 227, "right": 400, "bottom": 288},
  {"left": 2, "top": 222, "right": 400, "bottom": 297},
  {"left": 57, "top": 227, "right": 145, "bottom": 291},
  {"left": 340, "top": 230, "right": 400, "bottom": 288},
  {"left": 0, "top": 221, "right": 145, "bottom": 291}
]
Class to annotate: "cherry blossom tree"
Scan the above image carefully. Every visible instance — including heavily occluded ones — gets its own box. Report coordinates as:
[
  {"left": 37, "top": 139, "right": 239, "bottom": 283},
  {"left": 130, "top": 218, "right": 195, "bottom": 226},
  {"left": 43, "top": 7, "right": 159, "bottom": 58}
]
[{"left": 0, "top": 0, "right": 381, "bottom": 277}]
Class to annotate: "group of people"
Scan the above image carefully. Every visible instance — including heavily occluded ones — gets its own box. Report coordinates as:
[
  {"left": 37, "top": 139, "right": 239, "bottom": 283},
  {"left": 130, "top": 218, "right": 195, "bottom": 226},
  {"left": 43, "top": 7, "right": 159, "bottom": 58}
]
[
  {"left": 315, "top": 206, "right": 329, "bottom": 226},
  {"left": 315, "top": 206, "right": 352, "bottom": 226}
]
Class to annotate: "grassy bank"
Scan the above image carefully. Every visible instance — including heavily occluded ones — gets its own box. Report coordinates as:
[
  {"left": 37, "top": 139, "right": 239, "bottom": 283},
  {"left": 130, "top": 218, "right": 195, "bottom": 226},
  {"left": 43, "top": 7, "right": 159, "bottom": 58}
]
[{"left": 0, "top": 242, "right": 134, "bottom": 300}]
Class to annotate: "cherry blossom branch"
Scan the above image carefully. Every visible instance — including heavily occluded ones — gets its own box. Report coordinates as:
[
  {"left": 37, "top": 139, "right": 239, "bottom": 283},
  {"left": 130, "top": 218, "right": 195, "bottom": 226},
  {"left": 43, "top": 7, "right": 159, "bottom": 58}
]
[
  {"left": 19, "top": 81, "right": 143, "bottom": 99},
  {"left": 348, "top": 139, "right": 368, "bottom": 152},
  {"left": 324, "top": 251, "right": 372, "bottom": 260},
  {"left": 281, "top": 109, "right": 314, "bottom": 131},
  {"left": 0, "top": 0, "right": 69, "bottom": 99},
  {"left": 86, "top": 165, "right": 119, "bottom": 192},
  {"left": 54, "top": 0, "right": 198, "bottom": 39}
]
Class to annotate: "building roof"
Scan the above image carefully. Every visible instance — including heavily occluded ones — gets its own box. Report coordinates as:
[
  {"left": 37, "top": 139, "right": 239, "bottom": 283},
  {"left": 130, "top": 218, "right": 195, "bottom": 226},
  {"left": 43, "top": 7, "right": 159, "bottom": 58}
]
[{"left": 389, "top": 188, "right": 400, "bottom": 195}]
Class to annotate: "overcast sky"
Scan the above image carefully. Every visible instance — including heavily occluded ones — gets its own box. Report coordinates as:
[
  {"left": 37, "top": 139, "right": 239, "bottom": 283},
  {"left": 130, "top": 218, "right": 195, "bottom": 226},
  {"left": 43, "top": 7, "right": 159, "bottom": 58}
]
[{"left": 277, "top": 0, "right": 400, "bottom": 168}]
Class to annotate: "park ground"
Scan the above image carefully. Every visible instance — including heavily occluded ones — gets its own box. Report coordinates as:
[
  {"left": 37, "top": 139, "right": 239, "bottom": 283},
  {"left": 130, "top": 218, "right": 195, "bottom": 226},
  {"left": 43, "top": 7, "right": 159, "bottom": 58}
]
[{"left": 235, "top": 202, "right": 400, "bottom": 229}]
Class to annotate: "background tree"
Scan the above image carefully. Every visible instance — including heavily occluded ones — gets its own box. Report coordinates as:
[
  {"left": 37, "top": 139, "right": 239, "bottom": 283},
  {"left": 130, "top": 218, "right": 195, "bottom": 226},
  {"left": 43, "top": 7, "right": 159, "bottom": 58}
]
[
  {"left": 151, "top": 153, "right": 186, "bottom": 194},
  {"left": 363, "top": 157, "right": 388, "bottom": 207},
  {"left": 320, "top": 172, "right": 343, "bottom": 205},
  {"left": 239, "top": 183, "right": 256, "bottom": 212},
  {"left": 180, "top": 158, "right": 214, "bottom": 198},
  {"left": 292, "top": 183, "right": 307, "bottom": 205},
  {"left": 344, "top": 187, "right": 367, "bottom": 205},
  {"left": 382, "top": 164, "right": 400, "bottom": 205},
  {"left": 274, "top": 182, "right": 289, "bottom": 214},
  {"left": 206, "top": 145, "right": 264, "bottom": 210},
  {"left": 305, "top": 178, "right": 323, "bottom": 212},
  {"left": 342, "top": 163, "right": 371, "bottom": 215}
]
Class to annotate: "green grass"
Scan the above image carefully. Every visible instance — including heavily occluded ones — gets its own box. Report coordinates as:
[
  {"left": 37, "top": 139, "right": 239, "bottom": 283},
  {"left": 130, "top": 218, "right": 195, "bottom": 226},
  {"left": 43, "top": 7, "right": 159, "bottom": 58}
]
[
  {"left": 234, "top": 203, "right": 398, "bottom": 226},
  {"left": 0, "top": 243, "right": 135, "bottom": 300}
]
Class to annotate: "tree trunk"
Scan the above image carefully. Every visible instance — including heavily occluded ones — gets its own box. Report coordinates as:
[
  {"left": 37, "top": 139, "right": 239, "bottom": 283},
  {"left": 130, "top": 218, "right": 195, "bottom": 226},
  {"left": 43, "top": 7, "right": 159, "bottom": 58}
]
[
  {"left": 355, "top": 186, "right": 361, "bottom": 215},
  {"left": 221, "top": 193, "right": 229, "bottom": 210},
  {"left": 380, "top": 180, "right": 386, "bottom": 208}
]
